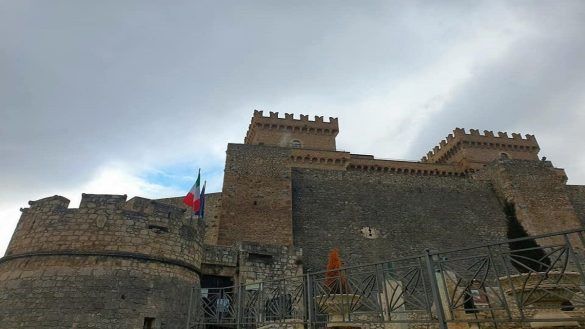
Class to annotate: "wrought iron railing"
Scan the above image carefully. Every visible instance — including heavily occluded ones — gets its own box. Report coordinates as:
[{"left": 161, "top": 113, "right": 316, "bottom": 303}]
[{"left": 189, "top": 229, "right": 585, "bottom": 329}]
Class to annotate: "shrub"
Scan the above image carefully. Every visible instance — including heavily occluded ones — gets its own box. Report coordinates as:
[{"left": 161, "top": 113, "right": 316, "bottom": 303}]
[{"left": 324, "top": 249, "right": 350, "bottom": 294}]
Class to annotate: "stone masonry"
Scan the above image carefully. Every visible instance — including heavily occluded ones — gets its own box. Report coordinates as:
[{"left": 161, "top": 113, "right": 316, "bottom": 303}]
[
  {"left": 2, "top": 111, "right": 585, "bottom": 328},
  {"left": 291, "top": 168, "right": 509, "bottom": 271},
  {"left": 0, "top": 194, "right": 203, "bottom": 328}
]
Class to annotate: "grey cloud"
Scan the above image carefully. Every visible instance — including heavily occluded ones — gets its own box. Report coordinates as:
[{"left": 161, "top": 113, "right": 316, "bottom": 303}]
[
  {"left": 0, "top": 0, "right": 466, "bottom": 197},
  {"left": 2, "top": 0, "right": 585, "bottom": 205},
  {"left": 405, "top": 2, "right": 585, "bottom": 183}
]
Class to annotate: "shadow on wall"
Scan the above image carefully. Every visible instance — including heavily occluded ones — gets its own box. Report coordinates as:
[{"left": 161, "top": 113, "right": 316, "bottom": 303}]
[{"left": 505, "top": 202, "right": 551, "bottom": 273}]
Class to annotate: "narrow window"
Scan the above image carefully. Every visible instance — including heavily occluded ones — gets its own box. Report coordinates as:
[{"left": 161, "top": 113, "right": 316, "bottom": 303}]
[
  {"left": 148, "top": 225, "right": 169, "bottom": 233},
  {"left": 143, "top": 317, "right": 155, "bottom": 329}
]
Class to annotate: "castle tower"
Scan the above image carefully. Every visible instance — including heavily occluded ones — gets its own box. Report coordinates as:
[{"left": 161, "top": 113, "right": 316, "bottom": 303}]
[
  {"left": 0, "top": 194, "right": 203, "bottom": 328},
  {"left": 421, "top": 128, "right": 540, "bottom": 171},
  {"left": 244, "top": 110, "right": 339, "bottom": 150},
  {"left": 218, "top": 143, "right": 294, "bottom": 246},
  {"left": 217, "top": 111, "right": 340, "bottom": 246}
]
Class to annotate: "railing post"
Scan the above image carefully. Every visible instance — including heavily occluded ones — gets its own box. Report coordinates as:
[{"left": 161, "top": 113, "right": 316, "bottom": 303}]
[
  {"left": 424, "top": 249, "right": 449, "bottom": 329},
  {"left": 564, "top": 233, "right": 585, "bottom": 280},
  {"left": 305, "top": 272, "right": 314, "bottom": 329},
  {"left": 375, "top": 263, "right": 388, "bottom": 322},
  {"left": 236, "top": 284, "right": 242, "bottom": 329},
  {"left": 258, "top": 281, "right": 264, "bottom": 324},
  {"left": 186, "top": 286, "right": 194, "bottom": 329},
  {"left": 486, "top": 245, "right": 512, "bottom": 320}
]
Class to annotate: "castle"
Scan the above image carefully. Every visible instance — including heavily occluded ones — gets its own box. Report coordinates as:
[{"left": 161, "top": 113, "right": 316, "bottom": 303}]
[{"left": 1, "top": 111, "right": 585, "bottom": 328}]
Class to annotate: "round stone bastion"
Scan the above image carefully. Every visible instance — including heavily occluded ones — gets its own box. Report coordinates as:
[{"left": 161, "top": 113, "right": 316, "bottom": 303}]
[{"left": 0, "top": 194, "right": 204, "bottom": 328}]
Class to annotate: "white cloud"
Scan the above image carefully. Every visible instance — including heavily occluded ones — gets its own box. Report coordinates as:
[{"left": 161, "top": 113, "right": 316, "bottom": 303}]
[
  {"left": 80, "top": 163, "right": 184, "bottom": 199},
  {"left": 0, "top": 207, "right": 20, "bottom": 257},
  {"left": 0, "top": 163, "right": 187, "bottom": 255}
]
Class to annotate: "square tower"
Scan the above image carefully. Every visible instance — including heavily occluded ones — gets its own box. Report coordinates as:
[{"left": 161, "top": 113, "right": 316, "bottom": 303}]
[
  {"left": 244, "top": 110, "right": 339, "bottom": 151},
  {"left": 422, "top": 128, "right": 540, "bottom": 171}
]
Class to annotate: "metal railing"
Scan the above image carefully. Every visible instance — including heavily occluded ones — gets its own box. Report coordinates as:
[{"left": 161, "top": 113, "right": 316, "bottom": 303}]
[{"left": 189, "top": 229, "right": 585, "bottom": 329}]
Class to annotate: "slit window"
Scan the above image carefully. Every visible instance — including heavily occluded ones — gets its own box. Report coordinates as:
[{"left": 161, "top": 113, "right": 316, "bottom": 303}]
[
  {"left": 248, "top": 253, "right": 274, "bottom": 264},
  {"left": 148, "top": 225, "right": 169, "bottom": 233},
  {"left": 143, "top": 317, "right": 155, "bottom": 329}
]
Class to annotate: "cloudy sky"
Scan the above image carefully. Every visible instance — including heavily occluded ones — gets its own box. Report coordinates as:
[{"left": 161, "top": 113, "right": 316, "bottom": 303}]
[{"left": 1, "top": 1, "right": 585, "bottom": 254}]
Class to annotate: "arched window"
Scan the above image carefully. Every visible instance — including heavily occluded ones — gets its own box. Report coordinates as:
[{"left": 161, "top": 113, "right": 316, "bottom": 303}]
[
  {"left": 500, "top": 152, "right": 510, "bottom": 159},
  {"left": 290, "top": 140, "right": 302, "bottom": 148}
]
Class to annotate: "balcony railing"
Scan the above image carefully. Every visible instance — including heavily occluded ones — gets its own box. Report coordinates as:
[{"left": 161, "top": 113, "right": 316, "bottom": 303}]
[{"left": 189, "top": 229, "right": 585, "bottom": 329}]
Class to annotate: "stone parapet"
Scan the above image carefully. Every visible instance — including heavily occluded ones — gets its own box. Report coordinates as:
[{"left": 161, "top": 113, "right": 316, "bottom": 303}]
[
  {"left": 0, "top": 193, "right": 204, "bottom": 328},
  {"left": 290, "top": 148, "right": 466, "bottom": 176},
  {"left": 157, "top": 192, "right": 223, "bottom": 245},
  {"left": 347, "top": 157, "right": 466, "bottom": 177},
  {"left": 290, "top": 148, "right": 350, "bottom": 170},
  {"left": 5, "top": 194, "right": 204, "bottom": 271}
]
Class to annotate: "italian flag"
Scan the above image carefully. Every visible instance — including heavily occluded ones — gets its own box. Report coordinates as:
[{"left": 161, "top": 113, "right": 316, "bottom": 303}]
[{"left": 183, "top": 170, "right": 201, "bottom": 213}]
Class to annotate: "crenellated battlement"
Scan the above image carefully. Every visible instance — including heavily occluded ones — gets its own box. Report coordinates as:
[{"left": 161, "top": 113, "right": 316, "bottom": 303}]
[
  {"left": 25, "top": 194, "right": 190, "bottom": 221},
  {"left": 286, "top": 148, "right": 467, "bottom": 177},
  {"left": 79, "top": 193, "right": 127, "bottom": 210},
  {"left": 421, "top": 128, "right": 540, "bottom": 169},
  {"left": 450, "top": 128, "right": 537, "bottom": 141},
  {"left": 252, "top": 109, "right": 338, "bottom": 125},
  {"left": 245, "top": 110, "right": 339, "bottom": 150},
  {"left": 8, "top": 193, "right": 204, "bottom": 270},
  {"left": 27, "top": 195, "right": 70, "bottom": 211}
]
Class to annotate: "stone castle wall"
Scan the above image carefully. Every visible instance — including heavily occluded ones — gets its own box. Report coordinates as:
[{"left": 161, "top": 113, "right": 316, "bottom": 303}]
[
  {"left": 237, "top": 242, "right": 302, "bottom": 285},
  {"left": 157, "top": 192, "right": 222, "bottom": 245},
  {"left": 218, "top": 144, "right": 294, "bottom": 246},
  {"left": 5, "top": 194, "right": 204, "bottom": 265},
  {"left": 0, "top": 194, "right": 203, "bottom": 328},
  {"left": 291, "top": 168, "right": 509, "bottom": 272},
  {"left": 567, "top": 185, "right": 585, "bottom": 226},
  {"left": 202, "top": 116, "right": 585, "bottom": 283},
  {"left": 200, "top": 243, "right": 302, "bottom": 286},
  {"left": 0, "top": 256, "right": 197, "bottom": 328},
  {"left": 479, "top": 160, "right": 582, "bottom": 246},
  {"left": 218, "top": 143, "right": 479, "bottom": 248}
]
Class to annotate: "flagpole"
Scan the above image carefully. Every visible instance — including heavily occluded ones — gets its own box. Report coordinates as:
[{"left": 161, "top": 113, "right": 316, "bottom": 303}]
[
  {"left": 196, "top": 169, "right": 201, "bottom": 220},
  {"left": 182, "top": 168, "right": 201, "bottom": 221},
  {"left": 192, "top": 168, "right": 199, "bottom": 220},
  {"left": 201, "top": 180, "right": 207, "bottom": 220}
]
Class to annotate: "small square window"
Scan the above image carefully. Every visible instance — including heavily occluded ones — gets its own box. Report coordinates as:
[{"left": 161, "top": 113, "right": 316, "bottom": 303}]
[{"left": 143, "top": 317, "right": 155, "bottom": 329}]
